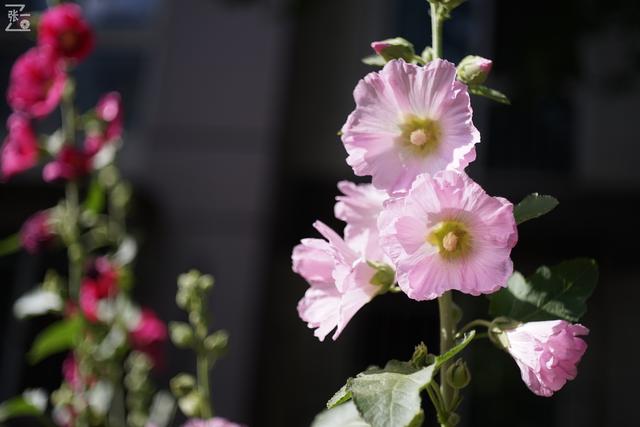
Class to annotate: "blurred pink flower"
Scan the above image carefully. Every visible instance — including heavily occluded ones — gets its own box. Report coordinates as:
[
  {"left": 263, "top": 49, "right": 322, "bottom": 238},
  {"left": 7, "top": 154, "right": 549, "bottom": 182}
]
[
  {"left": 293, "top": 221, "right": 381, "bottom": 341},
  {"left": 379, "top": 170, "right": 517, "bottom": 300},
  {"left": 79, "top": 257, "right": 119, "bottom": 322},
  {"left": 62, "top": 353, "right": 81, "bottom": 391},
  {"left": 182, "top": 418, "right": 246, "bottom": 427},
  {"left": 85, "top": 92, "right": 123, "bottom": 155},
  {"left": 38, "top": 3, "right": 94, "bottom": 61},
  {"left": 7, "top": 47, "right": 66, "bottom": 118},
  {"left": 131, "top": 309, "right": 167, "bottom": 348},
  {"left": 20, "top": 210, "right": 55, "bottom": 254},
  {"left": 1, "top": 114, "right": 39, "bottom": 180},
  {"left": 334, "top": 181, "right": 387, "bottom": 261},
  {"left": 43, "top": 146, "right": 92, "bottom": 182},
  {"left": 370, "top": 41, "right": 390, "bottom": 55},
  {"left": 341, "top": 59, "right": 479, "bottom": 194},
  {"left": 504, "top": 320, "right": 589, "bottom": 397}
]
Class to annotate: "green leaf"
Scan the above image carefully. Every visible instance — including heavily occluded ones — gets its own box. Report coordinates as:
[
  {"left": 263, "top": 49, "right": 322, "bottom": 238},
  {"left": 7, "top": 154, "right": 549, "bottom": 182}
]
[
  {"left": 468, "top": 84, "right": 510, "bottom": 105},
  {"left": 435, "top": 331, "right": 475, "bottom": 367},
  {"left": 362, "top": 55, "right": 386, "bottom": 66},
  {"left": 312, "top": 401, "right": 369, "bottom": 427},
  {"left": 0, "top": 233, "right": 21, "bottom": 256},
  {"left": 28, "top": 316, "right": 82, "bottom": 364},
  {"left": 514, "top": 193, "right": 559, "bottom": 225},
  {"left": 350, "top": 361, "right": 435, "bottom": 427},
  {"left": 489, "top": 258, "right": 598, "bottom": 322},
  {"left": 83, "top": 178, "right": 106, "bottom": 215},
  {"left": 327, "top": 384, "right": 352, "bottom": 409},
  {"left": 0, "top": 396, "right": 43, "bottom": 422}
]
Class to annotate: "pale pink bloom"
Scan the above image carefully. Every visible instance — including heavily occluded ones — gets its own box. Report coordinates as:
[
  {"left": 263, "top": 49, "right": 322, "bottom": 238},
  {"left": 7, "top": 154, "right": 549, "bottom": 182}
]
[
  {"left": 341, "top": 59, "right": 479, "bottom": 194},
  {"left": 334, "top": 181, "right": 387, "bottom": 260},
  {"left": 378, "top": 170, "right": 517, "bottom": 300},
  {"left": 293, "top": 221, "right": 381, "bottom": 341},
  {"left": 504, "top": 320, "right": 589, "bottom": 397},
  {"left": 181, "top": 418, "right": 246, "bottom": 427}
]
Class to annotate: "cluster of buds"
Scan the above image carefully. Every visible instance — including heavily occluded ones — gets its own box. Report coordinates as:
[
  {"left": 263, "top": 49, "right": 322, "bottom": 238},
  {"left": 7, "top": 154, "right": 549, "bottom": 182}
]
[{"left": 170, "top": 271, "right": 229, "bottom": 419}]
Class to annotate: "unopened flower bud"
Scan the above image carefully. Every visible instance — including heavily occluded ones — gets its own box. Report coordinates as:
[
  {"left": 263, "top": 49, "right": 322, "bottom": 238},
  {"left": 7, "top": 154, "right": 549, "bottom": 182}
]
[
  {"left": 456, "top": 55, "right": 493, "bottom": 85},
  {"left": 169, "top": 322, "right": 194, "bottom": 348},
  {"left": 177, "top": 391, "right": 203, "bottom": 418},
  {"left": 411, "top": 342, "right": 429, "bottom": 367},
  {"left": 367, "top": 261, "right": 396, "bottom": 290},
  {"left": 421, "top": 46, "right": 434, "bottom": 63},
  {"left": 370, "top": 37, "right": 415, "bottom": 62},
  {"left": 204, "top": 330, "right": 229, "bottom": 361},
  {"left": 170, "top": 373, "right": 196, "bottom": 398},
  {"left": 445, "top": 359, "right": 471, "bottom": 389}
]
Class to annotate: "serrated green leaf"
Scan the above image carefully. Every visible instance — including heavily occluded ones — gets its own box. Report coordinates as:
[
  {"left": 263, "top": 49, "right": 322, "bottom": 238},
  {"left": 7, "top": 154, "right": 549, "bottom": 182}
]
[
  {"left": 0, "top": 233, "right": 21, "bottom": 256},
  {"left": 312, "top": 401, "right": 369, "bottom": 427},
  {"left": 489, "top": 258, "right": 598, "bottom": 322},
  {"left": 28, "top": 316, "right": 82, "bottom": 364},
  {"left": 350, "top": 362, "right": 435, "bottom": 427},
  {"left": 468, "top": 84, "right": 510, "bottom": 104},
  {"left": 435, "top": 331, "right": 475, "bottom": 367},
  {"left": 327, "top": 384, "right": 352, "bottom": 409},
  {"left": 0, "top": 396, "right": 43, "bottom": 422},
  {"left": 514, "top": 193, "right": 559, "bottom": 225}
]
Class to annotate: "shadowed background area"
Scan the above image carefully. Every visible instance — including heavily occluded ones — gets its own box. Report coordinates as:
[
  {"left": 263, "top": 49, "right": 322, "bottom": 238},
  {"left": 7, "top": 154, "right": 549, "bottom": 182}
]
[{"left": 1, "top": 0, "right": 639, "bottom": 426}]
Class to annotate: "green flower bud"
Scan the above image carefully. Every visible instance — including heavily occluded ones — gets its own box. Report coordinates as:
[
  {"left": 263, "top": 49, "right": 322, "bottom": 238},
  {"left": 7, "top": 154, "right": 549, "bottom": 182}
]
[
  {"left": 177, "top": 391, "right": 203, "bottom": 418},
  {"left": 367, "top": 261, "right": 396, "bottom": 291},
  {"left": 170, "top": 374, "right": 196, "bottom": 398},
  {"left": 456, "top": 55, "right": 493, "bottom": 85},
  {"left": 371, "top": 37, "right": 416, "bottom": 62},
  {"left": 421, "top": 46, "right": 434, "bottom": 63},
  {"left": 204, "top": 330, "right": 229, "bottom": 361},
  {"left": 411, "top": 342, "right": 429, "bottom": 367},
  {"left": 445, "top": 359, "right": 471, "bottom": 389},
  {"left": 169, "top": 322, "right": 194, "bottom": 348}
]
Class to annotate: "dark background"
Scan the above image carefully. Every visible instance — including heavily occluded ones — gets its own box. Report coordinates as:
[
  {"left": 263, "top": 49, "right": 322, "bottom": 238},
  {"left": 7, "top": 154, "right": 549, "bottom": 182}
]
[{"left": 1, "top": 0, "right": 639, "bottom": 426}]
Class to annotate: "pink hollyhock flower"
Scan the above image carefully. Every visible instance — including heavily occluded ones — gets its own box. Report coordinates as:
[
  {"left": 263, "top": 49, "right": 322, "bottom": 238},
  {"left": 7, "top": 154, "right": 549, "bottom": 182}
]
[
  {"left": 85, "top": 92, "right": 123, "bottom": 155},
  {"left": 334, "top": 181, "right": 387, "bottom": 260},
  {"left": 182, "top": 418, "right": 246, "bottom": 427},
  {"left": 341, "top": 59, "right": 479, "bottom": 194},
  {"left": 38, "top": 3, "right": 94, "bottom": 61},
  {"left": 378, "top": 170, "right": 517, "bottom": 300},
  {"left": 293, "top": 221, "right": 383, "bottom": 341},
  {"left": 1, "top": 114, "right": 39, "bottom": 180},
  {"left": 43, "top": 146, "right": 92, "bottom": 182},
  {"left": 20, "top": 211, "right": 55, "bottom": 254},
  {"left": 504, "top": 320, "right": 589, "bottom": 397},
  {"left": 131, "top": 309, "right": 167, "bottom": 348},
  {"left": 62, "top": 353, "right": 81, "bottom": 391},
  {"left": 7, "top": 47, "right": 66, "bottom": 118},
  {"left": 79, "top": 257, "right": 119, "bottom": 322}
]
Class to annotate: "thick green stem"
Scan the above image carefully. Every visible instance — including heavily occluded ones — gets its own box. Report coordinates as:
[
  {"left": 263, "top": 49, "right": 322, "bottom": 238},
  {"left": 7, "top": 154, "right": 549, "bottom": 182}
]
[
  {"left": 197, "top": 353, "right": 213, "bottom": 418},
  {"left": 430, "top": 3, "right": 444, "bottom": 59},
  {"left": 437, "top": 291, "right": 455, "bottom": 413}
]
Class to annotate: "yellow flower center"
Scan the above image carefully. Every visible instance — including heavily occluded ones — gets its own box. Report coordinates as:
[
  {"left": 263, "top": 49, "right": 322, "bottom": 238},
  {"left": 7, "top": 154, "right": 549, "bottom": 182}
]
[
  {"left": 428, "top": 220, "right": 472, "bottom": 261},
  {"left": 399, "top": 115, "right": 442, "bottom": 156}
]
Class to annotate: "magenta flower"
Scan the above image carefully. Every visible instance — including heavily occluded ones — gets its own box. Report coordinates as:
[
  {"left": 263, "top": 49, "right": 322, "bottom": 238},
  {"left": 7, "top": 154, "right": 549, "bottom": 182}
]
[
  {"left": 79, "top": 257, "right": 119, "bottom": 322},
  {"left": 85, "top": 92, "right": 123, "bottom": 155},
  {"left": 131, "top": 309, "right": 167, "bottom": 348},
  {"left": 20, "top": 211, "right": 55, "bottom": 254},
  {"left": 504, "top": 320, "right": 589, "bottom": 397},
  {"left": 7, "top": 47, "right": 66, "bottom": 118},
  {"left": 43, "top": 146, "right": 92, "bottom": 182},
  {"left": 334, "top": 181, "right": 388, "bottom": 260},
  {"left": 341, "top": 59, "right": 479, "bottom": 194},
  {"left": 378, "top": 170, "right": 517, "bottom": 300},
  {"left": 182, "top": 418, "right": 246, "bottom": 427},
  {"left": 38, "top": 3, "right": 94, "bottom": 62},
  {"left": 1, "top": 114, "right": 39, "bottom": 180},
  {"left": 293, "top": 221, "right": 382, "bottom": 341}
]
